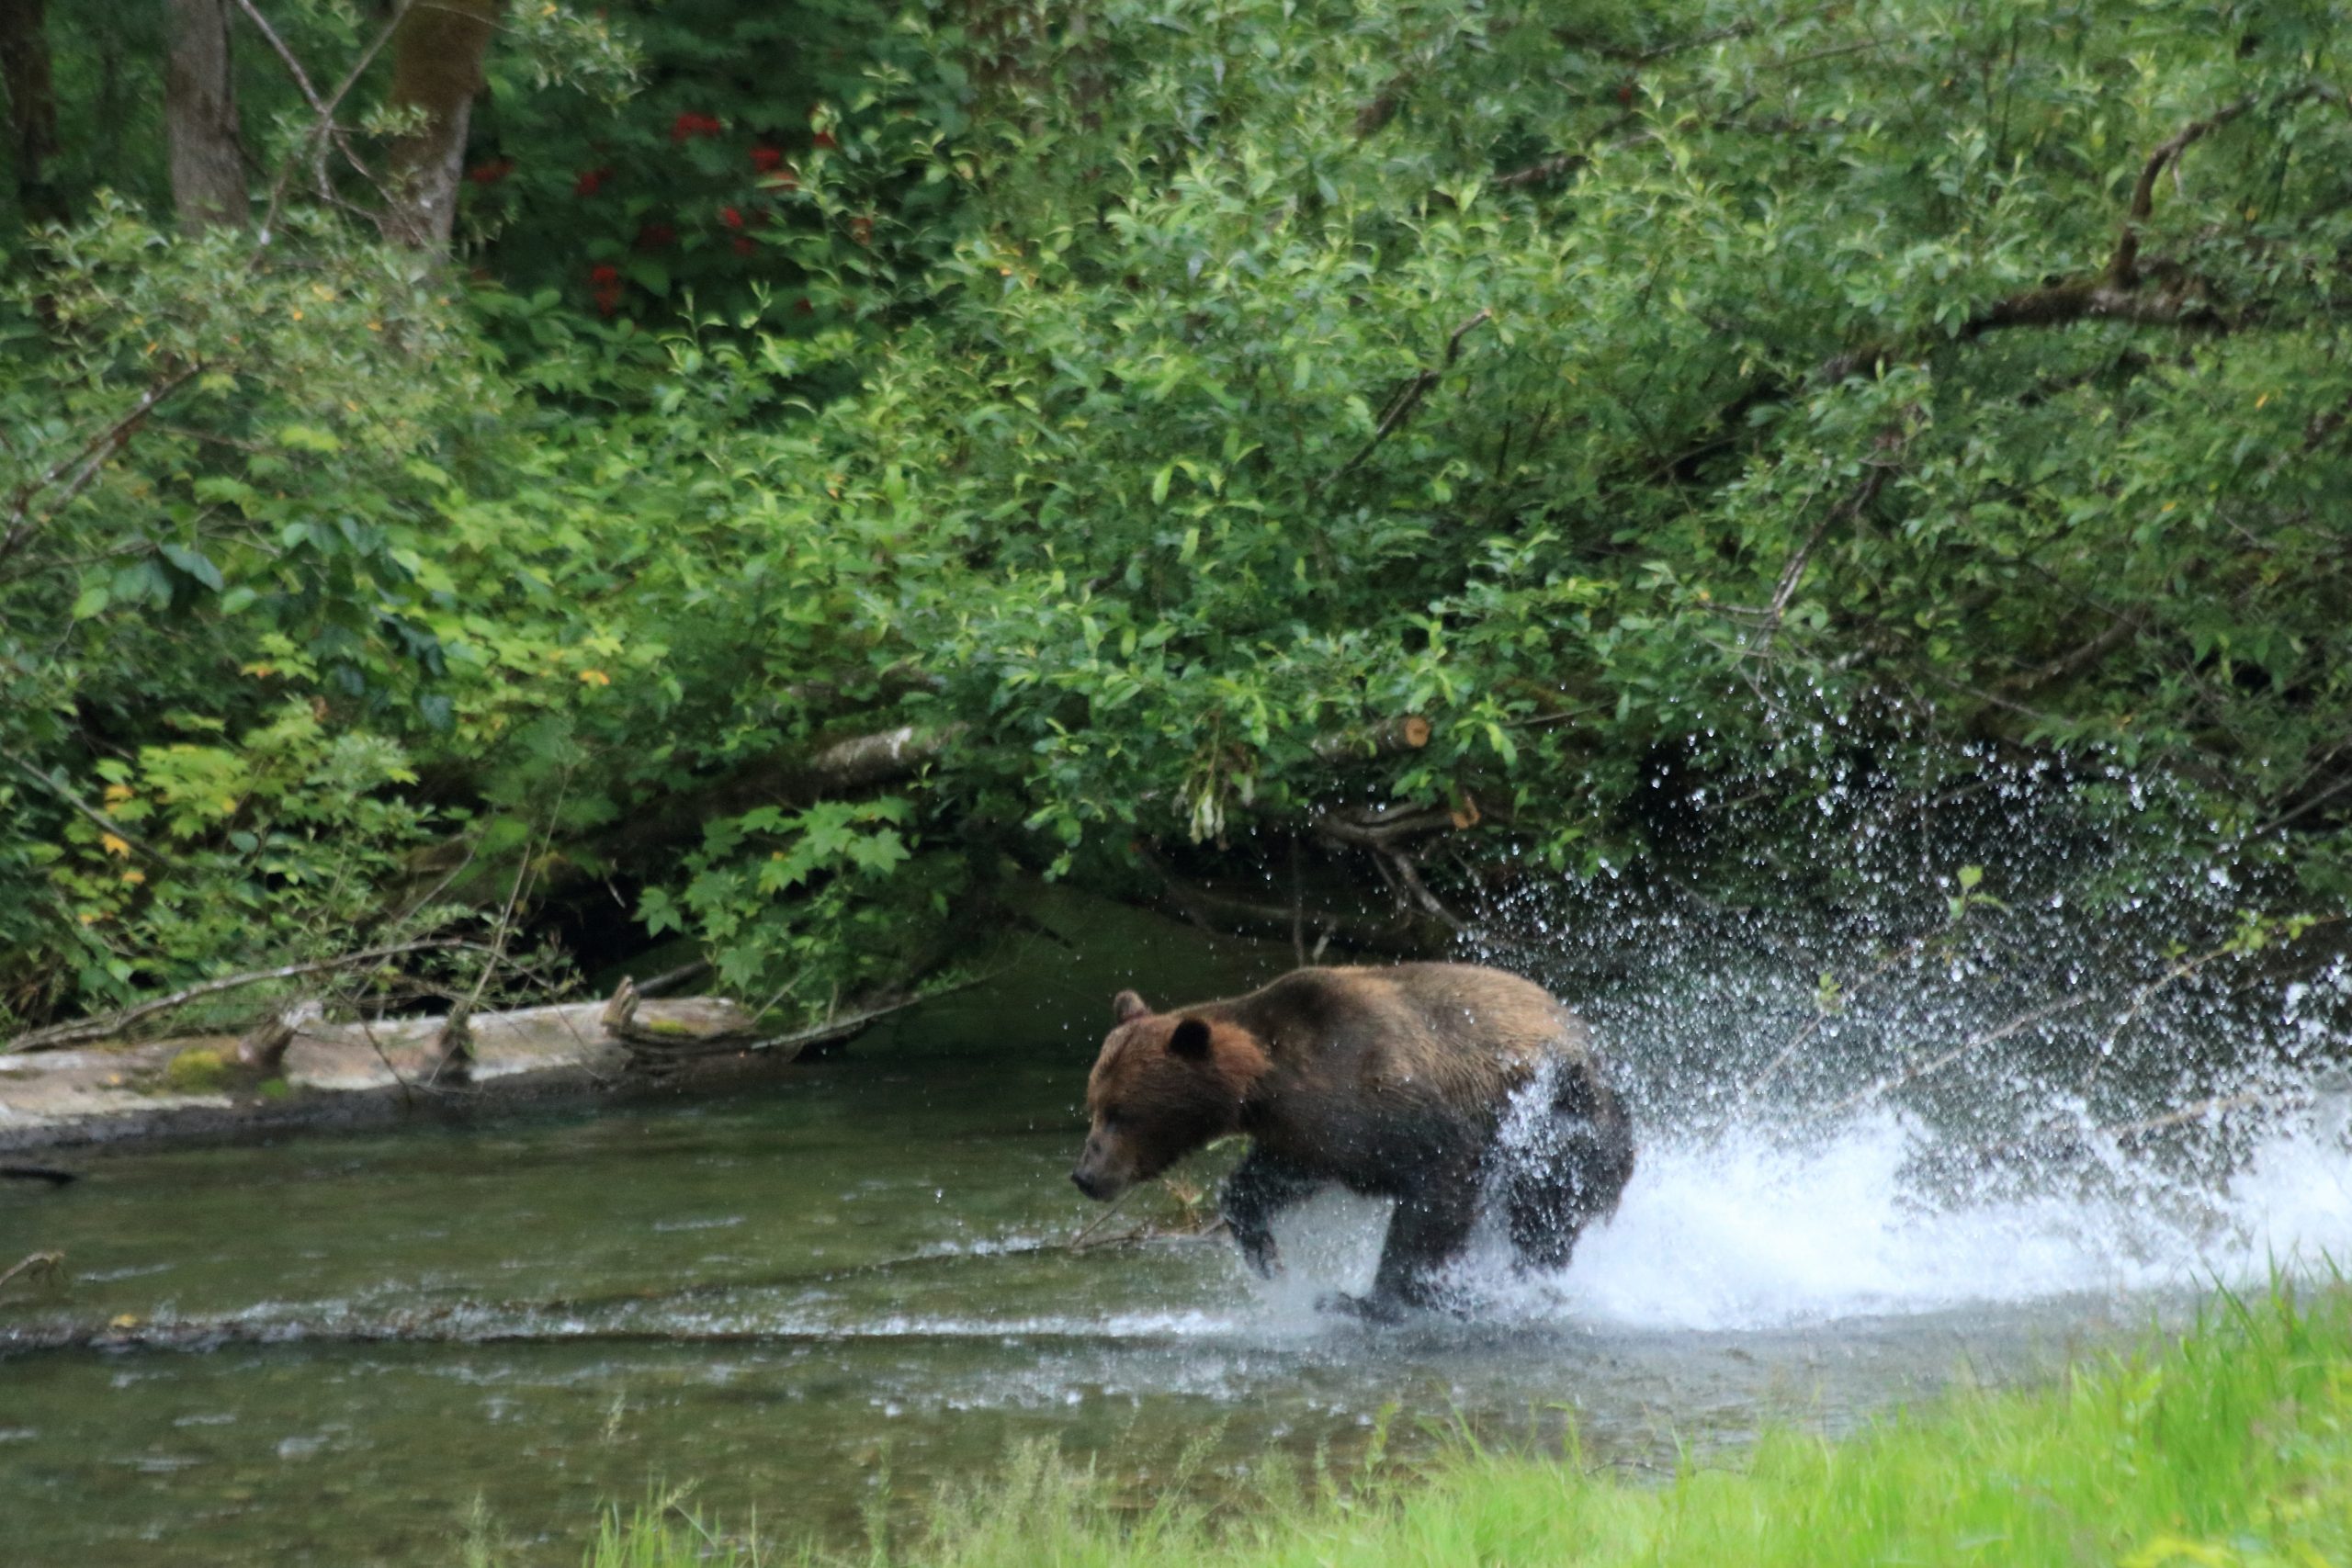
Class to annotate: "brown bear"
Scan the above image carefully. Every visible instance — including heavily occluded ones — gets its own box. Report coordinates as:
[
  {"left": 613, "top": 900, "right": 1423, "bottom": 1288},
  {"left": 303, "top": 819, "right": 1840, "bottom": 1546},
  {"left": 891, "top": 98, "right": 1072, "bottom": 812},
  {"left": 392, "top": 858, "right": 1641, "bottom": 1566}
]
[{"left": 1071, "top": 962, "right": 1634, "bottom": 1318}]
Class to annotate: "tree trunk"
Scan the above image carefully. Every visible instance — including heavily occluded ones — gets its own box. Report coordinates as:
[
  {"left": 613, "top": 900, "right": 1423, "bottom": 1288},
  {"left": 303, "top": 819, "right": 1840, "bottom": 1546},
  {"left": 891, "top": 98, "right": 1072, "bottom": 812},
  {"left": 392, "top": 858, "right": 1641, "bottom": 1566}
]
[
  {"left": 381, "top": 0, "right": 500, "bottom": 251},
  {"left": 0, "top": 0, "right": 64, "bottom": 225},
  {"left": 165, "top": 0, "right": 247, "bottom": 231}
]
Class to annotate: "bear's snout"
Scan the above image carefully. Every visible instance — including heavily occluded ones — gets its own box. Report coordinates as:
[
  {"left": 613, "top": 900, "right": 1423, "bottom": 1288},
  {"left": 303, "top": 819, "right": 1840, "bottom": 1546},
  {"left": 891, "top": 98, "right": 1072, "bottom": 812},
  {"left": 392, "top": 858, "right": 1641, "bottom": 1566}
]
[{"left": 1071, "top": 1133, "right": 1126, "bottom": 1201}]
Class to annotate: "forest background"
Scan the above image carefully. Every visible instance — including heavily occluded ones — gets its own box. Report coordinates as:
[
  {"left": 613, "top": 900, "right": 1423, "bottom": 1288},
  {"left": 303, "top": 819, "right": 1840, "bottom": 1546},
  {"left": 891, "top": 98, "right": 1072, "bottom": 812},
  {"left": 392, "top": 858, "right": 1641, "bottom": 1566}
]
[{"left": 4, "top": 0, "right": 2350, "bottom": 1122}]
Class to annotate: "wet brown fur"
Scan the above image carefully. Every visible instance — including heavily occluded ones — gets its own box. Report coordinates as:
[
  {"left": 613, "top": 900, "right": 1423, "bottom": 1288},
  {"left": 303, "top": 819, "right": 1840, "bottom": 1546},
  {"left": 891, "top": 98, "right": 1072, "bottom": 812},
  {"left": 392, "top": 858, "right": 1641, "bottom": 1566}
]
[{"left": 1074, "top": 964, "right": 1634, "bottom": 1314}]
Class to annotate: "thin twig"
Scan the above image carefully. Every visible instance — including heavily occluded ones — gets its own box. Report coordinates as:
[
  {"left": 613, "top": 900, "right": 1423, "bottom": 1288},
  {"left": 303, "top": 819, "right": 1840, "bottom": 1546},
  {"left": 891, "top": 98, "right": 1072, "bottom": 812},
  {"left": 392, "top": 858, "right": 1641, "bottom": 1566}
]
[
  {"left": 0, "top": 746, "right": 171, "bottom": 864},
  {"left": 2260, "top": 771, "right": 2352, "bottom": 836},
  {"left": 631, "top": 959, "right": 711, "bottom": 998},
  {"left": 239, "top": 0, "right": 408, "bottom": 240},
  {"left": 0, "top": 1252, "right": 67, "bottom": 1295},
  {"left": 1819, "top": 990, "right": 2098, "bottom": 1120},
  {"left": 1, "top": 364, "right": 205, "bottom": 570},
  {"left": 1332, "top": 309, "right": 1492, "bottom": 480},
  {"left": 1965, "top": 1090, "right": 2290, "bottom": 1168},
  {"left": 1745, "top": 440, "right": 1902, "bottom": 660},
  {"left": 2111, "top": 96, "right": 2256, "bottom": 285},
  {"left": 1069, "top": 1187, "right": 1137, "bottom": 1249},
  {"left": 5, "top": 939, "right": 491, "bottom": 1053}
]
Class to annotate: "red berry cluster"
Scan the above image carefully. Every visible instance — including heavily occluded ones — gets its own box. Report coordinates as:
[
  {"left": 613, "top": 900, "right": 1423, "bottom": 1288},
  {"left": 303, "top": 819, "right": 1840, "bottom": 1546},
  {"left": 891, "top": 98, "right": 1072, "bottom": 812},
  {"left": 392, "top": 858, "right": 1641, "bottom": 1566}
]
[
  {"left": 588, "top": 263, "right": 624, "bottom": 316},
  {"left": 537, "top": 106, "right": 851, "bottom": 316}
]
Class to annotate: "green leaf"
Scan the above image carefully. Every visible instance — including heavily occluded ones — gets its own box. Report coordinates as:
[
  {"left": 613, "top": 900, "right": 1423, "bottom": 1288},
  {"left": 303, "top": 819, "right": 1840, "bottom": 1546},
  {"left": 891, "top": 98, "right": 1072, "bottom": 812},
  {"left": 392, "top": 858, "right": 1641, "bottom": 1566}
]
[
  {"left": 277, "top": 424, "right": 344, "bottom": 455},
  {"left": 162, "top": 545, "right": 225, "bottom": 592}
]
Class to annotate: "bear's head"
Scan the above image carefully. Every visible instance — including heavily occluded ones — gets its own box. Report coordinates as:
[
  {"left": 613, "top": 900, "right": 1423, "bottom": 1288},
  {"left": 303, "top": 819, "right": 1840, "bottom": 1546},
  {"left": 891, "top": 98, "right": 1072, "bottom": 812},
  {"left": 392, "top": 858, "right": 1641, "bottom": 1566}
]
[{"left": 1071, "top": 988, "right": 1268, "bottom": 1201}]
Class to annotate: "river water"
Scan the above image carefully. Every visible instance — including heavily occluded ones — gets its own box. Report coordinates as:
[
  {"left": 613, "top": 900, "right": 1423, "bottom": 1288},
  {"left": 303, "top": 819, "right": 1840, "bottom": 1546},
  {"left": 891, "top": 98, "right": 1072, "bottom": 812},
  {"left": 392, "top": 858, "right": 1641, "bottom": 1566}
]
[{"left": 6, "top": 905, "right": 2350, "bottom": 1565}]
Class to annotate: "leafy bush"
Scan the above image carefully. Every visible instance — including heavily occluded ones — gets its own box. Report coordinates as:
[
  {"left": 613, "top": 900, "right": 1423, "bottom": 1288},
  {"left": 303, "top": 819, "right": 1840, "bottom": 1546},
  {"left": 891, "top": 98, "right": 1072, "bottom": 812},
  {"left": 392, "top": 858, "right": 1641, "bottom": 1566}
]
[{"left": 6, "top": 0, "right": 2351, "bottom": 1068}]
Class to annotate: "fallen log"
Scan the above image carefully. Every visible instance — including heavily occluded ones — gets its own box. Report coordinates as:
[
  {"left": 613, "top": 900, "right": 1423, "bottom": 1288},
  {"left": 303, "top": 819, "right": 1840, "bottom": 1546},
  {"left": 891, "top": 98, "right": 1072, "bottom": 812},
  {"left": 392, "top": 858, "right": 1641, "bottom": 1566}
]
[
  {"left": 1308, "top": 714, "right": 1432, "bottom": 762},
  {"left": 0, "top": 987, "right": 893, "bottom": 1152},
  {"left": 598, "top": 977, "right": 927, "bottom": 1075}
]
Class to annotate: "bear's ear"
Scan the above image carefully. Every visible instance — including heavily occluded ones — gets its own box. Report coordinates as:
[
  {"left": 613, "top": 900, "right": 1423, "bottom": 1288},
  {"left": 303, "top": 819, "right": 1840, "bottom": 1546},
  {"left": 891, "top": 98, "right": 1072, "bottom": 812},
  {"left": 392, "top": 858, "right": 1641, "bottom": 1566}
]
[
  {"left": 1113, "top": 989, "right": 1151, "bottom": 1023},
  {"left": 1167, "top": 1017, "right": 1213, "bottom": 1060}
]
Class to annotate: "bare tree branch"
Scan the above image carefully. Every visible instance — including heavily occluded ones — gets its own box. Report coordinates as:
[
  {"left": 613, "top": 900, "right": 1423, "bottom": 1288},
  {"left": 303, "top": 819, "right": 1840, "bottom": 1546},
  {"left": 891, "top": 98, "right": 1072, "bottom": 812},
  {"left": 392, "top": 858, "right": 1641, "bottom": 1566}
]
[
  {"left": 0, "top": 362, "right": 205, "bottom": 571},
  {"left": 1822, "top": 990, "right": 2098, "bottom": 1119},
  {"left": 6, "top": 938, "right": 497, "bottom": 1053},
  {"left": 1332, "top": 309, "right": 1492, "bottom": 481}
]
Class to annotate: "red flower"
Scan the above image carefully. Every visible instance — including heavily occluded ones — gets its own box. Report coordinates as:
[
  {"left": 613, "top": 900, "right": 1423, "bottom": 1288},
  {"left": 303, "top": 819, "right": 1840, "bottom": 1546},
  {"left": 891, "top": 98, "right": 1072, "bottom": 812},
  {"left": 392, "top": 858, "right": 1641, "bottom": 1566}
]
[
  {"left": 466, "top": 157, "right": 515, "bottom": 185},
  {"left": 719, "top": 205, "right": 746, "bottom": 230},
  {"left": 763, "top": 165, "right": 799, "bottom": 192},
  {"left": 593, "top": 286, "right": 624, "bottom": 317},
  {"left": 811, "top": 130, "right": 837, "bottom": 151},
  {"left": 670, "top": 111, "right": 724, "bottom": 143},
  {"left": 573, "top": 165, "right": 616, "bottom": 197},
  {"left": 732, "top": 235, "right": 757, "bottom": 256},
  {"left": 750, "top": 144, "right": 786, "bottom": 172},
  {"left": 633, "top": 221, "right": 675, "bottom": 251},
  {"left": 588, "top": 264, "right": 623, "bottom": 286}
]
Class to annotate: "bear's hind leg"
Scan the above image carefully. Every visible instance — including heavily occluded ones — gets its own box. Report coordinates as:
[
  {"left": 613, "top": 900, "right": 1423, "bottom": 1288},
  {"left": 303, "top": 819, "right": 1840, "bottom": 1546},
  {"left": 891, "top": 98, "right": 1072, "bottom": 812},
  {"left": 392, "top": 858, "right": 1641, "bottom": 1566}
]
[
  {"left": 1502, "top": 1166, "right": 1588, "bottom": 1273},
  {"left": 1349, "top": 1179, "right": 1479, "bottom": 1316},
  {"left": 1501, "top": 1101, "right": 1634, "bottom": 1275}
]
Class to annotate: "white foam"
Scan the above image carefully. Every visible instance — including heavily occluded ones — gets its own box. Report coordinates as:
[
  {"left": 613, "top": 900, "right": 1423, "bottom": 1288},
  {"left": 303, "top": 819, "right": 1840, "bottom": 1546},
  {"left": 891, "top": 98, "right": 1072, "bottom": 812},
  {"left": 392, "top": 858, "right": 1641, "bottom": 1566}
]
[{"left": 1506, "top": 1109, "right": 2352, "bottom": 1331}]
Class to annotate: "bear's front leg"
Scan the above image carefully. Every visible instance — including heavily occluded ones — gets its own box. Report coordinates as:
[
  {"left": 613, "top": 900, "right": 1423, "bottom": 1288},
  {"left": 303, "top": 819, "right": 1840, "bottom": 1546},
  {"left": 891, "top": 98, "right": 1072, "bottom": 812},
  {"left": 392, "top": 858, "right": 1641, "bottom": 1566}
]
[{"left": 1220, "top": 1150, "right": 1323, "bottom": 1278}]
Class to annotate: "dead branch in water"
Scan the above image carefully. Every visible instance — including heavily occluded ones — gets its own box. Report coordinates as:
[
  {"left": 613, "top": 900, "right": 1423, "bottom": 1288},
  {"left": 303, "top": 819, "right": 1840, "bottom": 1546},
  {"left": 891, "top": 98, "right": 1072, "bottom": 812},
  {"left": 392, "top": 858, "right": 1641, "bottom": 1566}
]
[{"left": 0, "top": 1251, "right": 66, "bottom": 1296}]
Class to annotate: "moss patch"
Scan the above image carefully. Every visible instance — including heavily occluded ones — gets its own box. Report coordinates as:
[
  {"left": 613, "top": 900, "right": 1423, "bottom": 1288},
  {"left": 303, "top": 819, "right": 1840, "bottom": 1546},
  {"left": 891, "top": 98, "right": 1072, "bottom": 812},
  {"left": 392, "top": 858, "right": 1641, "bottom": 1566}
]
[{"left": 161, "top": 1047, "right": 238, "bottom": 1095}]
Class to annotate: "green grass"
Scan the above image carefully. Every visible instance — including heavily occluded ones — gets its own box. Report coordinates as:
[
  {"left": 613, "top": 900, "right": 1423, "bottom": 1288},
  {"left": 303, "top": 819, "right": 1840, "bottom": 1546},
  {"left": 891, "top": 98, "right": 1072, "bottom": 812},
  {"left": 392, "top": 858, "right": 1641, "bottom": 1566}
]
[{"left": 577, "top": 1280, "right": 2352, "bottom": 1568}]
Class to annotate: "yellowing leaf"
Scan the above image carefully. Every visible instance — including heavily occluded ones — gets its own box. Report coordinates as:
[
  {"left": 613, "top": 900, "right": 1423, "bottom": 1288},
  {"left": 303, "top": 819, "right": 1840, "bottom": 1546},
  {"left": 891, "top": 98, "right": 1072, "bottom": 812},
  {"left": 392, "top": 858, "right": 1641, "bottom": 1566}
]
[
  {"left": 120, "top": 870, "right": 146, "bottom": 886},
  {"left": 102, "top": 784, "right": 134, "bottom": 805},
  {"left": 578, "top": 669, "right": 612, "bottom": 687},
  {"left": 100, "top": 833, "right": 131, "bottom": 859}
]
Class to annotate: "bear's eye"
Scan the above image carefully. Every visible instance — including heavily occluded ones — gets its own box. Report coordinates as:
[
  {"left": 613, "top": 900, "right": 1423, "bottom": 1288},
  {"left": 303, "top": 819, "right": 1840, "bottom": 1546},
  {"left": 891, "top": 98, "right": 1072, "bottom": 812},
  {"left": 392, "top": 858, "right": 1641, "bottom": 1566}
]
[{"left": 1099, "top": 1108, "right": 1125, "bottom": 1129}]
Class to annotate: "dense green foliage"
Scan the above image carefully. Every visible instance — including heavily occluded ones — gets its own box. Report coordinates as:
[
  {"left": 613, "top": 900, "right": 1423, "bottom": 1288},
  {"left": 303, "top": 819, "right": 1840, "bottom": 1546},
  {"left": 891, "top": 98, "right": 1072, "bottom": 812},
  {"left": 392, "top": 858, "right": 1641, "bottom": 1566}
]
[
  {"left": 565, "top": 1280, "right": 2352, "bottom": 1566},
  {"left": 6, "top": 1, "right": 2351, "bottom": 1066}
]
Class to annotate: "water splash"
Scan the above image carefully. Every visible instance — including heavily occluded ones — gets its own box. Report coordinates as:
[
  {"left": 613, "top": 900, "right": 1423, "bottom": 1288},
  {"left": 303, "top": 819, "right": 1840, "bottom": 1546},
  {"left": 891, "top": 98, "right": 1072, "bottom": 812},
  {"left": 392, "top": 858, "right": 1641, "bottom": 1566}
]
[{"left": 1462, "top": 1102, "right": 2352, "bottom": 1332}]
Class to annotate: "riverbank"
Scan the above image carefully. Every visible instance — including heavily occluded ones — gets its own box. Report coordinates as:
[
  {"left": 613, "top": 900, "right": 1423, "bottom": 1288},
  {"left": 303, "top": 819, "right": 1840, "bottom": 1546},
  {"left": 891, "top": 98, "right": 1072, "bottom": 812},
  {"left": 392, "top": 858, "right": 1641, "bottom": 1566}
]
[{"left": 572, "top": 1279, "right": 2352, "bottom": 1568}]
